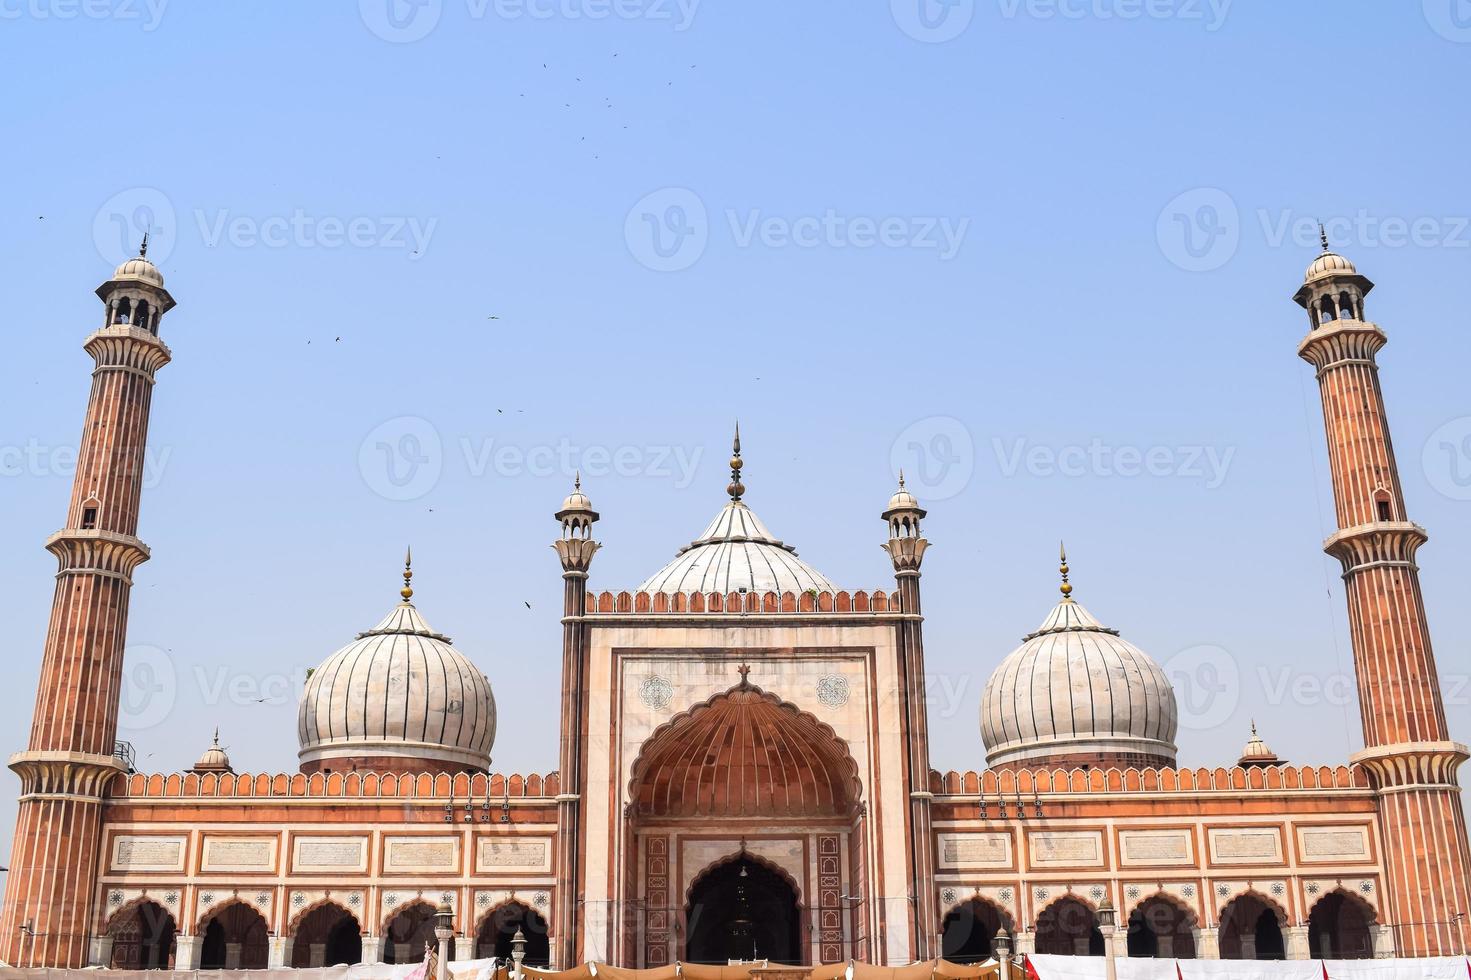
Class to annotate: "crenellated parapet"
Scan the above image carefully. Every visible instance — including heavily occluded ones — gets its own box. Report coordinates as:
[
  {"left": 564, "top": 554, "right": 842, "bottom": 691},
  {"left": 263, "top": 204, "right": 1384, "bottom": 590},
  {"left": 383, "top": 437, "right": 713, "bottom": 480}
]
[
  {"left": 928, "top": 763, "right": 1370, "bottom": 797},
  {"left": 45, "top": 529, "right": 151, "bottom": 580},
  {"left": 109, "top": 769, "right": 561, "bottom": 800},
  {"left": 582, "top": 589, "right": 899, "bottom": 615},
  {"left": 82, "top": 325, "right": 172, "bottom": 380}
]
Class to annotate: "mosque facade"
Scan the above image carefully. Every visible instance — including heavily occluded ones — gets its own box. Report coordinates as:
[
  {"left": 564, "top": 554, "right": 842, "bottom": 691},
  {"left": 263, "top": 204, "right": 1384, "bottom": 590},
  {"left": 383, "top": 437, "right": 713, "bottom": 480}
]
[{"left": 0, "top": 241, "right": 1467, "bottom": 971}]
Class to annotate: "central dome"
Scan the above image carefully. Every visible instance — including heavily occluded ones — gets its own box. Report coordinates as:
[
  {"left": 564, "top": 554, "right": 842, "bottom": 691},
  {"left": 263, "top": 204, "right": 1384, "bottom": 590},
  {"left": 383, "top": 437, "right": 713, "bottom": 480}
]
[
  {"left": 298, "top": 562, "right": 495, "bottom": 774},
  {"left": 981, "top": 560, "right": 1178, "bottom": 770},
  {"left": 638, "top": 427, "right": 836, "bottom": 595}
]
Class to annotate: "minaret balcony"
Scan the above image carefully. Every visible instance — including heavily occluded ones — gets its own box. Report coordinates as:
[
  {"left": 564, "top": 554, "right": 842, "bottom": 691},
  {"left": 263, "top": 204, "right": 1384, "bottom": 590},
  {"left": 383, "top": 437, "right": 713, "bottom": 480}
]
[{"left": 1322, "top": 520, "right": 1428, "bottom": 573}]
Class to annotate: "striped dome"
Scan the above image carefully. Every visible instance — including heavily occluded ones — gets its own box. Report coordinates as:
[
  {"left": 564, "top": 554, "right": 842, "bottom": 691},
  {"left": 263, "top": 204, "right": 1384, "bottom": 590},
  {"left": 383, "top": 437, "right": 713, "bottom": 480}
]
[
  {"left": 298, "top": 601, "right": 495, "bottom": 773},
  {"left": 637, "top": 500, "right": 837, "bottom": 595},
  {"left": 981, "top": 596, "right": 1178, "bottom": 769}
]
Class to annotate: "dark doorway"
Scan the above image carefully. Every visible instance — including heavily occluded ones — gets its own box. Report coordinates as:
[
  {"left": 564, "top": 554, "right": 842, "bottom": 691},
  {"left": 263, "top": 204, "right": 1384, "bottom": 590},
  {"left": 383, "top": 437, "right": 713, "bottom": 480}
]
[
  {"left": 1309, "top": 892, "right": 1374, "bottom": 959},
  {"left": 1127, "top": 897, "right": 1197, "bottom": 958},
  {"left": 109, "top": 901, "right": 176, "bottom": 970},
  {"left": 199, "top": 903, "right": 269, "bottom": 970},
  {"left": 476, "top": 903, "right": 551, "bottom": 965},
  {"left": 686, "top": 858, "right": 802, "bottom": 964},
  {"left": 941, "top": 899, "right": 1010, "bottom": 963},
  {"left": 292, "top": 904, "right": 363, "bottom": 967},
  {"left": 1035, "top": 898, "right": 1104, "bottom": 956},
  {"left": 1219, "top": 895, "right": 1286, "bottom": 960},
  {"left": 384, "top": 903, "right": 453, "bottom": 965}
]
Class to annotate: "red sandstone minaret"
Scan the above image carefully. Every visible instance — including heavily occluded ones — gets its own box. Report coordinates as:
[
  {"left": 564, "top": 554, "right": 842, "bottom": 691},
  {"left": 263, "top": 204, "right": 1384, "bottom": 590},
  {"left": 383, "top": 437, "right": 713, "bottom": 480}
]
[
  {"left": 0, "top": 243, "right": 174, "bottom": 968},
  {"left": 552, "top": 474, "right": 599, "bottom": 969},
  {"left": 881, "top": 474, "right": 938, "bottom": 959},
  {"left": 1296, "top": 231, "right": 1471, "bottom": 957}
]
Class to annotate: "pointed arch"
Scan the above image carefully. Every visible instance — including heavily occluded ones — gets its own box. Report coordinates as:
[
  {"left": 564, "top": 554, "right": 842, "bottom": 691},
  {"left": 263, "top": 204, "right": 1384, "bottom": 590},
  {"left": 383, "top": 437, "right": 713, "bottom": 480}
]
[
  {"left": 941, "top": 896, "right": 1014, "bottom": 964},
  {"left": 474, "top": 900, "right": 550, "bottom": 964},
  {"left": 290, "top": 901, "right": 363, "bottom": 968},
  {"left": 1218, "top": 890, "right": 1288, "bottom": 961},
  {"left": 106, "top": 898, "right": 177, "bottom": 970},
  {"left": 1035, "top": 896, "right": 1104, "bottom": 957},
  {"left": 628, "top": 680, "right": 861, "bottom": 818},
  {"left": 1126, "top": 892, "right": 1198, "bottom": 959},
  {"left": 1308, "top": 888, "right": 1377, "bottom": 960}
]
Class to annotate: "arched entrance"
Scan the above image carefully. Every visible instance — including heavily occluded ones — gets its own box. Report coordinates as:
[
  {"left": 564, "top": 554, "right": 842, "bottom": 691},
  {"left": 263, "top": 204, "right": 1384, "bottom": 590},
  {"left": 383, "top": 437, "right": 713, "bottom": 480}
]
[
  {"left": 384, "top": 902, "right": 453, "bottom": 965},
  {"left": 199, "top": 902, "right": 269, "bottom": 970},
  {"left": 477, "top": 903, "right": 550, "bottom": 964},
  {"left": 1126, "top": 896, "right": 1196, "bottom": 959},
  {"left": 686, "top": 857, "right": 801, "bottom": 964},
  {"left": 292, "top": 903, "right": 363, "bottom": 967},
  {"left": 941, "top": 899, "right": 1012, "bottom": 963},
  {"left": 1218, "top": 893, "right": 1286, "bottom": 960},
  {"left": 1035, "top": 898, "right": 1104, "bottom": 956},
  {"left": 108, "top": 900, "right": 176, "bottom": 970},
  {"left": 1308, "top": 891, "right": 1375, "bottom": 959}
]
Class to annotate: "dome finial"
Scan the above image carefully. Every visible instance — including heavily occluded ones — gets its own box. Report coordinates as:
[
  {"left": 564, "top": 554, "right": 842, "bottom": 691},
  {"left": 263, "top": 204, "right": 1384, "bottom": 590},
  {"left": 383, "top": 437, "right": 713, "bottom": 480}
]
[
  {"left": 1319, "top": 221, "right": 1330, "bottom": 253},
  {"left": 1059, "top": 541, "right": 1073, "bottom": 599},
  {"left": 401, "top": 546, "right": 414, "bottom": 602},
  {"left": 727, "top": 421, "right": 745, "bottom": 501},
  {"left": 574, "top": 470, "right": 582, "bottom": 492},
  {"left": 139, "top": 231, "right": 150, "bottom": 259}
]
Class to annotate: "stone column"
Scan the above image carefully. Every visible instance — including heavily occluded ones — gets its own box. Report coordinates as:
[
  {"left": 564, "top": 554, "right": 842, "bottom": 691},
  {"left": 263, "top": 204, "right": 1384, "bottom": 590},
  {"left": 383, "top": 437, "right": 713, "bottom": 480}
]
[
  {"left": 1284, "top": 925, "right": 1310, "bottom": 960},
  {"left": 456, "top": 936, "right": 476, "bottom": 961},
  {"left": 175, "top": 934, "right": 204, "bottom": 970},
  {"left": 1014, "top": 930, "right": 1036, "bottom": 957},
  {"left": 361, "top": 935, "right": 384, "bottom": 964},
  {"left": 1196, "top": 926, "right": 1220, "bottom": 959},
  {"left": 88, "top": 936, "right": 113, "bottom": 968},
  {"left": 268, "top": 935, "right": 294, "bottom": 968}
]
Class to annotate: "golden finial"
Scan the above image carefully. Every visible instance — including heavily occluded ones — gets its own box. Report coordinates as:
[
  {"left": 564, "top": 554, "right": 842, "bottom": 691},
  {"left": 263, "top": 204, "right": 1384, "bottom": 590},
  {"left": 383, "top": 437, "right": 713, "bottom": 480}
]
[
  {"left": 401, "top": 546, "right": 414, "bottom": 602},
  {"left": 727, "top": 421, "right": 745, "bottom": 501},
  {"left": 1059, "top": 541, "right": 1073, "bottom": 599}
]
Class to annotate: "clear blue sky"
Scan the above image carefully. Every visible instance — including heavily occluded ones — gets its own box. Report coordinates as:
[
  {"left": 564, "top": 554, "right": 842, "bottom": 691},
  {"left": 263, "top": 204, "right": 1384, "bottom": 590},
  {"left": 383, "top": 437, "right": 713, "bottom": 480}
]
[{"left": 2, "top": 2, "right": 1470, "bottom": 864}]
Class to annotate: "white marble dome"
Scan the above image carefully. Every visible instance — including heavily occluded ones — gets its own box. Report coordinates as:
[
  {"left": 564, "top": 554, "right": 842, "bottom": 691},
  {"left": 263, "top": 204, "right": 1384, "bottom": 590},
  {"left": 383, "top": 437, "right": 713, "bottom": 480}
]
[
  {"left": 113, "top": 255, "right": 165, "bottom": 287},
  {"left": 638, "top": 499, "right": 837, "bottom": 595},
  {"left": 981, "top": 594, "right": 1179, "bottom": 769},
  {"left": 298, "top": 599, "right": 495, "bottom": 772},
  {"left": 1305, "top": 250, "right": 1356, "bottom": 282}
]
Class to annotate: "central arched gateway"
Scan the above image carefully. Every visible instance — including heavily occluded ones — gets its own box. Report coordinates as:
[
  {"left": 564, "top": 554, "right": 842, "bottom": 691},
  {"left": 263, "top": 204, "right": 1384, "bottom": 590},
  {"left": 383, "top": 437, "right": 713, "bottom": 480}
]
[
  {"left": 686, "top": 856, "right": 801, "bottom": 964},
  {"left": 625, "top": 677, "right": 863, "bottom": 967}
]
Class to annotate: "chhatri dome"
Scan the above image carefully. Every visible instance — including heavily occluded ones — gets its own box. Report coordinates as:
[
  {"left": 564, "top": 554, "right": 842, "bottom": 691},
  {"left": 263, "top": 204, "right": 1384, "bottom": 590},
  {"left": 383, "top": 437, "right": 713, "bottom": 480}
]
[
  {"left": 111, "top": 233, "right": 166, "bottom": 287},
  {"left": 637, "top": 426, "right": 838, "bottom": 595},
  {"left": 980, "top": 548, "right": 1179, "bottom": 770},
  {"left": 297, "top": 552, "right": 496, "bottom": 774}
]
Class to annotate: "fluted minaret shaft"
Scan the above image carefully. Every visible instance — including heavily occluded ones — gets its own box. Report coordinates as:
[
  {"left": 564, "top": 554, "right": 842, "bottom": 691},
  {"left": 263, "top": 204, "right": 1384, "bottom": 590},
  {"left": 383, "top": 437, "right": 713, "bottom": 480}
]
[
  {"left": 552, "top": 479, "right": 599, "bottom": 968},
  {"left": 0, "top": 257, "right": 173, "bottom": 969},
  {"left": 1298, "top": 255, "right": 1471, "bottom": 958}
]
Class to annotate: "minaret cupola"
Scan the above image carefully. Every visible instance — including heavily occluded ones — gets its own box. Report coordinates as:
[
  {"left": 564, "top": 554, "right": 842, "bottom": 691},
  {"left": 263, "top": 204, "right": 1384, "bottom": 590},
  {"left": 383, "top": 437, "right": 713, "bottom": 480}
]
[
  {"left": 96, "top": 234, "right": 176, "bottom": 335},
  {"left": 1293, "top": 225, "right": 1374, "bottom": 328}
]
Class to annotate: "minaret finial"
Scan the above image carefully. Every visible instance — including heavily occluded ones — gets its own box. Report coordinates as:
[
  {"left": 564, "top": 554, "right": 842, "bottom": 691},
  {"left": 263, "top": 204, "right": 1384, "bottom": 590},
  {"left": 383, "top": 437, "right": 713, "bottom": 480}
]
[
  {"left": 727, "top": 422, "right": 745, "bottom": 501},
  {"left": 1319, "top": 222, "right": 1330, "bottom": 253},
  {"left": 139, "top": 231, "right": 149, "bottom": 259},
  {"left": 574, "top": 470, "right": 581, "bottom": 492},
  {"left": 898, "top": 469, "right": 906, "bottom": 489},
  {"left": 212, "top": 726, "right": 220, "bottom": 746},
  {"left": 1059, "top": 541, "right": 1073, "bottom": 599},
  {"left": 401, "top": 547, "right": 414, "bottom": 602}
]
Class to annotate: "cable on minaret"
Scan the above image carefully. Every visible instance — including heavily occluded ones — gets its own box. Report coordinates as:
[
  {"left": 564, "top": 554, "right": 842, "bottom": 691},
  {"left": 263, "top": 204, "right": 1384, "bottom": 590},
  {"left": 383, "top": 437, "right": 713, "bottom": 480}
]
[
  {"left": 401, "top": 547, "right": 414, "bottom": 602},
  {"left": 727, "top": 422, "right": 745, "bottom": 501}
]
